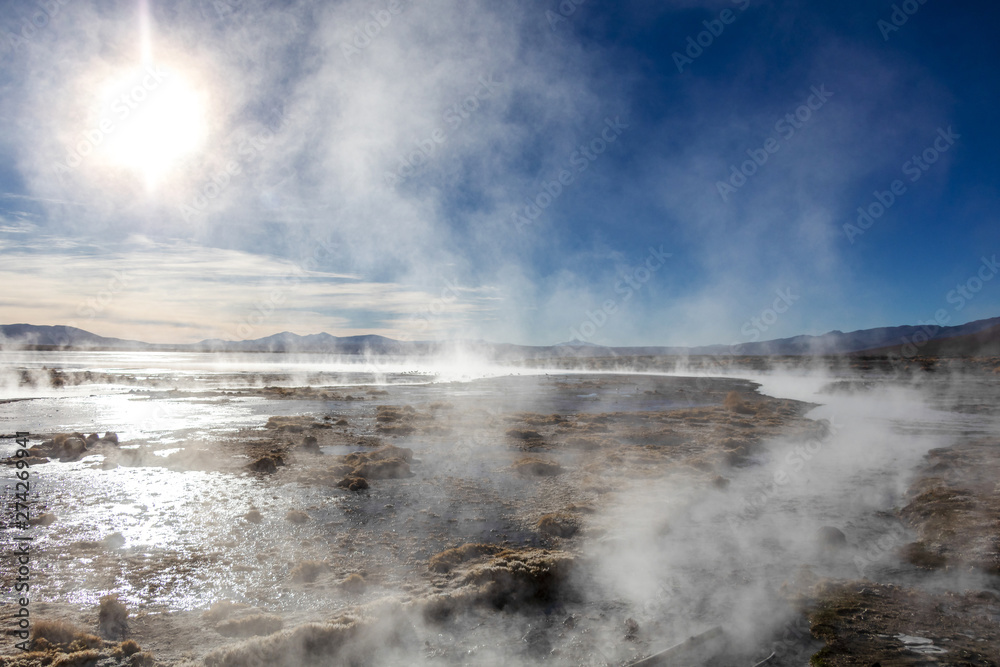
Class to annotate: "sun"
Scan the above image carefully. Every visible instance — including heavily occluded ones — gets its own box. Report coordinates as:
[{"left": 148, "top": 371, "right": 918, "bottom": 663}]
[
  {"left": 100, "top": 64, "right": 208, "bottom": 189},
  {"left": 90, "top": 0, "right": 209, "bottom": 190}
]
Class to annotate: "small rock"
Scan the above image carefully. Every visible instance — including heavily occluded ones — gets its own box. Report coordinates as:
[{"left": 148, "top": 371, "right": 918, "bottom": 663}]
[
  {"left": 249, "top": 457, "right": 278, "bottom": 474},
  {"left": 340, "top": 573, "right": 367, "bottom": 593},
  {"left": 103, "top": 532, "right": 126, "bottom": 549},
  {"left": 285, "top": 510, "right": 309, "bottom": 524},
  {"left": 337, "top": 477, "right": 369, "bottom": 492},
  {"left": 817, "top": 526, "right": 847, "bottom": 549},
  {"left": 28, "top": 513, "right": 56, "bottom": 527}
]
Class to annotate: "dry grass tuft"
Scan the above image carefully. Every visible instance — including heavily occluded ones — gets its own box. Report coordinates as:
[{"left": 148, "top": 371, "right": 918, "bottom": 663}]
[
  {"left": 51, "top": 649, "right": 105, "bottom": 666},
  {"left": 506, "top": 428, "right": 543, "bottom": 442},
  {"left": 340, "top": 573, "right": 367, "bottom": 594},
  {"left": 248, "top": 456, "right": 278, "bottom": 474},
  {"left": 511, "top": 456, "right": 563, "bottom": 477},
  {"left": 32, "top": 620, "right": 88, "bottom": 648},
  {"left": 216, "top": 613, "right": 284, "bottom": 638},
  {"left": 723, "top": 391, "right": 755, "bottom": 414},
  {"left": 202, "top": 601, "right": 250, "bottom": 624},
  {"left": 98, "top": 594, "right": 128, "bottom": 639},
  {"left": 202, "top": 619, "right": 360, "bottom": 667},
  {"left": 353, "top": 458, "right": 410, "bottom": 479},
  {"left": 428, "top": 543, "right": 505, "bottom": 573},
  {"left": 111, "top": 639, "right": 142, "bottom": 658},
  {"left": 336, "top": 476, "right": 369, "bottom": 492},
  {"left": 463, "top": 548, "right": 575, "bottom": 609},
  {"left": 128, "top": 652, "right": 156, "bottom": 666},
  {"left": 290, "top": 560, "right": 328, "bottom": 583}
]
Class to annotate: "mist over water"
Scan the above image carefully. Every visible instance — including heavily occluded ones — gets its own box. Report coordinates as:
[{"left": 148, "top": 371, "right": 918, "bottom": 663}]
[{"left": 2, "top": 350, "right": 996, "bottom": 665}]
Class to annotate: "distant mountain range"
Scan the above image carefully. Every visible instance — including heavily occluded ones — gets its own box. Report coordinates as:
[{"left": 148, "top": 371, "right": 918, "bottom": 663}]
[{"left": 1, "top": 317, "right": 999, "bottom": 358}]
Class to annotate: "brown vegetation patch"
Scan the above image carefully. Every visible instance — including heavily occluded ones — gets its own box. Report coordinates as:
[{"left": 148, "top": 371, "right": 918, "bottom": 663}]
[
  {"left": 13, "top": 432, "right": 116, "bottom": 463},
  {"left": 428, "top": 543, "right": 505, "bottom": 573},
  {"left": 336, "top": 445, "right": 413, "bottom": 480},
  {"left": 537, "top": 512, "right": 580, "bottom": 538},
  {"left": 898, "top": 440, "right": 1000, "bottom": 574},
  {"left": 202, "top": 601, "right": 250, "bottom": 625},
  {"left": 340, "top": 573, "right": 367, "bottom": 594},
  {"left": 511, "top": 456, "right": 562, "bottom": 477},
  {"left": 98, "top": 594, "right": 128, "bottom": 639},
  {"left": 29, "top": 512, "right": 57, "bottom": 527},
  {"left": 215, "top": 613, "right": 284, "bottom": 638},
  {"left": 723, "top": 391, "right": 756, "bottom": 414},
  {"left": 202, "top": 619, "right": 361, "bottom": 667},
  {"left": 31, "top": 620, "right": 101, "bottom": 650},
  {"left": 353, "top": 458, "right": 410, "bottom": 479},
  {"left": 462, "top": 548, "right": 575, "bottom": 609},
  {"left": 806, "top": 581, "right": 1000, "bottom": 666},
  {"left": 300, "top": 435, "right": 321, "bottom": 454},
  {"left": 290, "top": 560, "right": 328, "bottom": 583},
  {"left": 248, "top": 456, "right": 279, "bottom": 474},
  {"left": 264, "top": 416, "right": 330, "bottom": 432},
  {"left": 505, "top": 428, "right": 543, "bottom": 442},
  {"left": 336, "top": 476, "right": 370, "bottom": 492}
]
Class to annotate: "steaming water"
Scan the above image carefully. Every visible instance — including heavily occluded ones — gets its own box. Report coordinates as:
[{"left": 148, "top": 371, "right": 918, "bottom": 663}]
[
  {"left": 1, "top": 351, "right": 996, "bottom": 663},
  {"left": 584, "top": 367, "right": 1000, "bottom": 659}
]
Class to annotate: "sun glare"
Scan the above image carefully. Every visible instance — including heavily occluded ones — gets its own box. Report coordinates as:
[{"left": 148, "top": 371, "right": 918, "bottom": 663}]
[
  {"left": 89, "top": 1, "right": 208, "bottom": 190},
  {"left": 100, "top": 65, "right": 207, "bottom": 189}
]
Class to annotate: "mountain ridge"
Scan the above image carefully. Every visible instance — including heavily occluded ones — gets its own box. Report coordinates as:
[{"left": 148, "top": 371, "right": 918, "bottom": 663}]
[{"left": 2, "top": 317, "right": 999, "bottom": 357}]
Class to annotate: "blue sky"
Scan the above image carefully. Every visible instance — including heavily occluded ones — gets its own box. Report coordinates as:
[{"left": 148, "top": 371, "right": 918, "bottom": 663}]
[{"left": 0, "top": 0, "right": 997, "bottom": 346}]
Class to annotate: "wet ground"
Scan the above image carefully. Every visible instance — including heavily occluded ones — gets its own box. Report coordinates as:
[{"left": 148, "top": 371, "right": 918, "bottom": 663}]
[{"left": 0, "top": 353, "right": 998, "bottom": 665}]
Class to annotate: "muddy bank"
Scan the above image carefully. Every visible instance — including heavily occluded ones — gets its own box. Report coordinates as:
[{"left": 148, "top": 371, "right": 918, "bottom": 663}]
[
  {"left": 896, "top": 439, "right": 1000, "bottom": 575},
  {"left": 802, "top": 581, "right": 1000, "bottom": 666}
]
